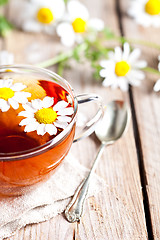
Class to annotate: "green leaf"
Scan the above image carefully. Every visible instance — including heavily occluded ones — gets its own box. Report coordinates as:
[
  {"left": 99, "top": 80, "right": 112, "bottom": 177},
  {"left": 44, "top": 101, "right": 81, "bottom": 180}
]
[
  {"left": 91, "top": 62, "right": 103, "bottom": 81},
  {"left": 0, "top": 16, "right": 13, "bottom": 37},
  {"left": 0, "top": 0, "right": 8, "bottom": 6},
  {"left": 73, "top": 47, "right": 81, "bottom": 61}
]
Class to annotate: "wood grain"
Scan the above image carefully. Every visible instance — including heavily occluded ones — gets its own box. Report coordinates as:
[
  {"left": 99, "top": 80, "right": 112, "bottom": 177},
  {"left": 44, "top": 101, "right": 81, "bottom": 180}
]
[
  {"left": 1, "top": 0, "right": 149, "bottom": 239},
  {"left": 120, "top": 0, "right": 160, "bottom": 238}
]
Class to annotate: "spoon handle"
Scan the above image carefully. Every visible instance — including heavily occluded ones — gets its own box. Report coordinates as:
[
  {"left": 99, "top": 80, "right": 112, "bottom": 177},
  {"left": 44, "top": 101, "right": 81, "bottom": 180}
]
[{"left": 65, "top": 143, "right": 106, "bottom": 223}]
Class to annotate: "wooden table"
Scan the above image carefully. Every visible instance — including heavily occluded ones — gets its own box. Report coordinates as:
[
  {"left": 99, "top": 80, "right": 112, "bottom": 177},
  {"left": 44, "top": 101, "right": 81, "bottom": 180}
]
[{"left": 1, "top": 0, "right": 160, "bottom": 239}]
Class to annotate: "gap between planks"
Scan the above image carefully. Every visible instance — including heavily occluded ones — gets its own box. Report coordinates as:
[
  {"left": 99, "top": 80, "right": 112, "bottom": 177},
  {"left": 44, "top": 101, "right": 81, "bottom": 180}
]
[{"left": 115, "top": 0, "right": 154, "bottom": 239}]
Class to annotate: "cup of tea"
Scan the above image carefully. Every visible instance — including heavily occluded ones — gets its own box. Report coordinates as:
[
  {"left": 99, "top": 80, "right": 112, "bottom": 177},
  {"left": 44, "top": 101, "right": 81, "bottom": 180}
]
[{"left": 0, "top": 65, "right": 103, "bottom": 196}]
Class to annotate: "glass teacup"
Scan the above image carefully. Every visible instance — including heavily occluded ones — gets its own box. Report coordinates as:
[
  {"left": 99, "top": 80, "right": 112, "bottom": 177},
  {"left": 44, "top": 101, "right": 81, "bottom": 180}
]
[{"left": 0, "top": 65, "right": 103, "bottom": 196}]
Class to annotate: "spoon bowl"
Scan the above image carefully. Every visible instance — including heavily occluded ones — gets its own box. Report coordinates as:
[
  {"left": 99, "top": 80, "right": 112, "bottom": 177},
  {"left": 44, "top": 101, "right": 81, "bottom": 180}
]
[
  {"left": 65, "top": 100, "right": 130, "bottom": 223},
  {"left": 95, "top": 100, "right": 130, "bottom": 145}
]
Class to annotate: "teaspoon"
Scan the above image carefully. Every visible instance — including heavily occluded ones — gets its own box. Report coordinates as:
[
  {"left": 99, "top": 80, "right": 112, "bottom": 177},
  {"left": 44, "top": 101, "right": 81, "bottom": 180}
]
[{"left": 65, "top": 100, "right": 131, "bottom": 223}]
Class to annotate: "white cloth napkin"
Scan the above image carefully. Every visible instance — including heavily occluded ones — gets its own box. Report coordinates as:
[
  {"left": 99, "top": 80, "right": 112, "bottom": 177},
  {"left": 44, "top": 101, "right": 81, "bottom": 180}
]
[{"left": 0, "top": 153, "right": 107, "bottom": 239}]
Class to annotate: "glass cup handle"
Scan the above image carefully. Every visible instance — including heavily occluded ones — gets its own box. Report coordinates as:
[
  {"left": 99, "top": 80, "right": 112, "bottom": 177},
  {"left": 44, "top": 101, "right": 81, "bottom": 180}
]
[{"left": 73, "top": 93, "right": 103, "bottom": 143}]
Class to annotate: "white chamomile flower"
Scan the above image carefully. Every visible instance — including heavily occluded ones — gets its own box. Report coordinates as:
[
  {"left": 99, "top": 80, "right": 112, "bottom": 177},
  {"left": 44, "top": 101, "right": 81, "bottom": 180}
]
[
  {"left": 99, "top": 42, "right": 147, "bottom": 91},
  {"left": 128, "top": 0, "right": 160, "bottom": 27},
  {"left": 0, "top": 51, "right": 14, "bottom": 65},
  {"left": 56, "top": 0, "right": 104, "bottom": 47},
  {"left": 0, "top": 79, "right": 31, "bottom": 112},
  {"left": 153, "top": 55, "right": 160, "bottom": 92},
  {"left": 18, "top": 96, "right": 74, "bottom": 136},
  {"left": 12, "top": 0, "right": 65, "bottom": 35}
]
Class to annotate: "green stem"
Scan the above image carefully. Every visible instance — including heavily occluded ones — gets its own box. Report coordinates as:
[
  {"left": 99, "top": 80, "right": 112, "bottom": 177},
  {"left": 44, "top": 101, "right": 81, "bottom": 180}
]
[
  {"left": 57, "top": 61, "right": 65, "bottom": 76},
  {"left": 112, "top": 36, "right": 160, "bottom": 50},
  {"left": 36, "top": 42, "right": 88, "bottom": 68},
  {"left": 36, "top": 50, "right": 73, "bottom": 68},
  {"left": 143, "top": 66, "right": 160, "bottom": 75}
]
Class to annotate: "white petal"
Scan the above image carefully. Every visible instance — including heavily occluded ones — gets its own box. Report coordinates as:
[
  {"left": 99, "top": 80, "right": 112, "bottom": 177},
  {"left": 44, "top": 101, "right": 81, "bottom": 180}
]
[
  {"left": 22, "top": 20, "right": 42, "bottom": 33},
  {"left": 10, "top": 83, "right": 26, "bottom": 91},
  {"left": 128, "top": 48, "right": 141, "bottom": 63},
  {"left": 88, "top": 18, "right": 104, "bottom": 31},
  {"left": 57, "top": 116, "right": 72, "bottom": 122},
  {"left": 110, "top": 83, "right": 119, "bottom": 90},
  {"left": 99, "top": 69, "right": 108, "bottom": 78},
  {"left": 132, "top": 60, "right": 147, "bottom": 69},
  {"left": 14, "top": 92, "right": 31, "bottom": 103},
  {"left": 19, "top": 117, "right": 36, "bottom": 126},
  {"left": 37, "top": 123, "right": 46, "bottom": 136},
  {"left": 130, "top": 69, "right": 145, "bottom": 80},
  {"left": 54, "top": 121, "right": 68, "bottom": 129},
  {"left": 18, "top": 111, "right": 34, "bottom": 118},
  {"left": 45, "top": 124, "right": 57, "bottom": 135},
  {"left": 24, "top": 122, "right": 39, "bottom": 133},
  {"left": 56, "top": 23, "right": 75, "bottom": 46},
  {"left": 50, "top": 0, "right": 65, "bottom": 19},
  {"left": 0, "top": 99, "right": 10, "bottom": 112},
  {"left": 31, "top": 99, "right": 43, "bottom": 110},
  {"left": 127, "top": 76, "right": 141, "bottom": 87},
  {"left": 68, "top": 0, "right": 89, "bottom": 20},
  {"left": 153, "top": 79, "right": 160, "bottom": 92},
  {"left": 42, "top": 97, "right": 54, "bottom": 108},
  {"left": 2, "top": 79, "right": 13, "bottom": 88},
  {"left": 61, "top": 35, "right": 76, "bottom": 47},
  {"left": 53, "top": 100, "right": 68, "bottom": 111},
  {"left": 122, "top": 42, "right": 130, "bottom": 61},
  {"left": 23, "top": 102, "right": 36, "bottom": 112},
  {"left": 99, "top": 60, "right": 109, "bottom": 68},
  {"left": 57, "top": 107, "right": 74, "bottom": 116},
  {"left": 0, "top": 80, "right": 5, "bottom": 88},
  {"left": 56, "top": 22, "right": 74, "bottom": 37},
  {"left": 114, "top": 46, "right": 122, "bottom": 61},
  {"left": 118, "top": 78, "right": 129, "bottom": 91},
  {"left": 102, "top": 77, "right": 114, "bottom": 87},
  {"left": 99, "top": 62, "right": 115, "bottom": 78},
  {"left": 8, "top": 98, "right": 19, "bottom": 110}
]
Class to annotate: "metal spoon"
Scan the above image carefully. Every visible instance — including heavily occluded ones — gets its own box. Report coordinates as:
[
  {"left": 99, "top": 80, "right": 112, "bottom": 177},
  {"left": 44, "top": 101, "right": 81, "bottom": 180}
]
[{"left": 65, "top": 100, "right": 130, "bottom": 223}]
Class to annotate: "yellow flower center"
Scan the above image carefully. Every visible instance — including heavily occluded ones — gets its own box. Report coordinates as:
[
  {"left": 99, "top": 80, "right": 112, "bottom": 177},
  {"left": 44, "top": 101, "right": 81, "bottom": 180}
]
[
  {"left": 37, "top": 8, "right": 54, "bottom": 24},
  {"left": 145, "top": 0, "right": 160, "bottom": 15},
  {"left": 115, "top": 61, "right": 130, "bottom": 77},
  {"left": 35, "top": 108, "right": 57, "bottom": 124},
  {"left": 5, "top": 69, "right": 13, "bottom": 72},
  {"left": 72, "top": 18, "right": 87, "bottom": 33},
  {"left": 0, "top": 87, "right": 14, "bottom": 100}
]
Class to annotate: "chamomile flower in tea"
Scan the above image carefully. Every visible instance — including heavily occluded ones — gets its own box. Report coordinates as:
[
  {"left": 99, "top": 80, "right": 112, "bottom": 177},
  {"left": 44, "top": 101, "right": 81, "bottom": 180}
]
[
  {"left": 128, "top": 0, "right": 160, "bottom": 27},
  {"left": 0, "top": 76, "right": 75, "bottom": 153},
  {"left": 19, "top": 97, "right": 74, "bottom": 136},
  {"left": 56, "top": 0, "right": 104, "bottom": 46},
  {"left": 99, "top": 42, "right": 147, "bottom": 91},
  {"left": 0, "top": 79, "right": 31, "bottom": 112}
]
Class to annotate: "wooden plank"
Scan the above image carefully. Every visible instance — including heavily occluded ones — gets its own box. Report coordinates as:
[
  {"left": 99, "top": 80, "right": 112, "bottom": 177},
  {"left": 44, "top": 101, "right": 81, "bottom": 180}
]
[
  {"left": 2, "top": 0, "right": 147, "bottom": 239},
  {"left": 120, "top": 0, "right": 160, "bottom": 238}
]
